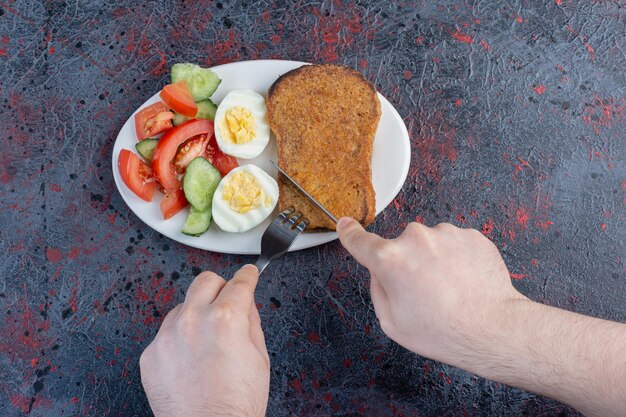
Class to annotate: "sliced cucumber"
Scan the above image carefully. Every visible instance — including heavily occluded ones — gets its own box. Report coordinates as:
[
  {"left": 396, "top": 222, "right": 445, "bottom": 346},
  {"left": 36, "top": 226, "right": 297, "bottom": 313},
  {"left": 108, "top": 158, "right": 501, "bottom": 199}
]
[
  {"left": 172, "top": 112, "right": 188, "bottom": 126},
  {"left": 196, "top": 99, "right": 217, "bottom": 120},
  {"left": 171, "top": 63, "right": 221, "bottom": 101},
  {"left": 183, "top": 157, "right": 222, "bottom": 211},
  {"left": 135, "top": 138, "right": 158, "bottom": 162},
  {"left": 182, "top": 206, "right": 212, "bottom": 236},
  {"left": 172, "top": 100, "right": 217, "bottom": 126}
]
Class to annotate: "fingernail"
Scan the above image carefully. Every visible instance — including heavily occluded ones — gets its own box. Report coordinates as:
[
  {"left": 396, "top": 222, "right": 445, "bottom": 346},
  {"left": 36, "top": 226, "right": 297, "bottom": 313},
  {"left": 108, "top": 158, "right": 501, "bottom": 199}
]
[
  {"left": 242, "top": 264, "right": 258, "bottom": 272},
  {"left": 336, "top": 217, "right": 354, "bottom": 232}
]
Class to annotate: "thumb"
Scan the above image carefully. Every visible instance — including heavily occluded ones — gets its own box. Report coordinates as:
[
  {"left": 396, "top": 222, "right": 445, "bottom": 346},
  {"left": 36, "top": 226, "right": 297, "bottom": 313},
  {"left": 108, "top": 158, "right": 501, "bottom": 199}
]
[{"left": 336, "top": 217, "right": 386, "bottom": 268}]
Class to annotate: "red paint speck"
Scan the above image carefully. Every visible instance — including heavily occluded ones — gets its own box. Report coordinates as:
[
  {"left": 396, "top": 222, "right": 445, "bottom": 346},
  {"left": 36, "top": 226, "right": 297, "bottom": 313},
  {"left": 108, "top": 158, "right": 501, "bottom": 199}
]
[
  {"left": 270, "top": 34, "right": 281, "bottom": 44},
  {"left": 0, "top": 48, "right": 8, "bottom": 57},
  {"left": 600, "top": 223, "right": 607, "bottom": 231},
  {"left": 532, "top": 84, "right": 546, "bottom": 94},
  {"left": 555, "top": 0, "right": 562, "bottom": 4},
  {"left": 48, "top": 183, "right": 61, "bottom": 192},
  {"left": 480, "top": 39, "right": 490, "bottom": 51},
  {"left": 454, "top": 98, "right": 463, "bottom": 107},
  {"left": 343, "top": 358, "right": 353, "bottom": 368},
  {"left": 481, "top": 219, "right": 494, "bottom": 236},
  {"left": 2, "top": 36, "right": 8, "bottom": 44},
  {"left": 323, "top": 393, "right": 333, "bottom": 403},
  {"left": 358, "top": 59, "right": 368, "bottom": 69},
  {"left": 415, "top": 36, "right": 425, "bottom": 44},
  {"left": 531, "top": 259, "right": 539, "bottom": 267},
  {"left": 451, "top": 30, "right": 473, "bottom": 44},
  {"left": 515, "top": 16, "right": 523, "bottom": 23},
  {"left": 515, "top": 207, "right": 529, "bottom": 229},
  {"left": 46, "top": 247, "right": 63, "bottom": 263},
  {"left": 71, "top": 396, "right": 79, "bottom": 403},
  {"left": 510, "top": 273, "right": 528, "bottom": 280},
  {"left": 307, "top": 332, "right": 321, "bottom": 344},
  {"left": 48, "top": 46, "right": 55, "bottom": 54},
  {"left": 403, "top": 70, "right": 412, "bottom": 80},
  {"left": 291, "top": 379, "right": 303, "bottom": 394}
]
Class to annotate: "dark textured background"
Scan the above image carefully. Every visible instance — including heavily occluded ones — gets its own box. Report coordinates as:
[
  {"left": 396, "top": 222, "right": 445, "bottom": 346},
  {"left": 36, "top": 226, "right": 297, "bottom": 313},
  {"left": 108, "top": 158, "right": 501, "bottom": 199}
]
[{"left": 1, "top": 0, "right": 624, "bottom": 416}]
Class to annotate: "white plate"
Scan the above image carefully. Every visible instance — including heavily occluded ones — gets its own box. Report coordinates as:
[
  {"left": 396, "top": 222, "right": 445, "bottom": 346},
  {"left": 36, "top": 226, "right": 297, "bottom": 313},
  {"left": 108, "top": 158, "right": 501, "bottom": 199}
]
[{"left": 112, "top": 60, "right": 410, "bottom": 254}]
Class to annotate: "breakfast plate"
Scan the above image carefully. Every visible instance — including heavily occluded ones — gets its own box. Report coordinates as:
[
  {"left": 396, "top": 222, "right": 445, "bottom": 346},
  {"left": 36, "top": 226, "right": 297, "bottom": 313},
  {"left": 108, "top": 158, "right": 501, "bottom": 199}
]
[{"left": 112, "top": 60, "right": 411, "bottom": 254}]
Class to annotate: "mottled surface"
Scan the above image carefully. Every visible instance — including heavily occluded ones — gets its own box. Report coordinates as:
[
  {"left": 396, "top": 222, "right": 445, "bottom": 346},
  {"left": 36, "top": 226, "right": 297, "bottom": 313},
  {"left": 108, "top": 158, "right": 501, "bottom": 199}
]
[{"left": 0, "top": 0, "right": 624, "bottom": 416}]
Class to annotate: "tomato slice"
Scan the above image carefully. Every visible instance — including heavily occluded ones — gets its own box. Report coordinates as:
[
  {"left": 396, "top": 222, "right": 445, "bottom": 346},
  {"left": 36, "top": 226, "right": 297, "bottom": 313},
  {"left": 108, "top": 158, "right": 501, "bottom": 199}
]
[
  {"left": 160, "top": 189, "right": 188, "bottom": 220},
  {"left": 174, "top": 134, "right": 210, "bottom": 174},
  {"left": 152, "top": 119, "right": 214, "bottom": 192},
  {"left": 160, "top": 81, "right": 198, "bottom": 118},
  {"left": 206, "top": 134, "right": 239, "bottom": 176},
  {"left": 118, "top": 149, "right": 158, "bottom": 202},
  {"left": 135, "top": 102, "right": 174, "bottom": 140}
]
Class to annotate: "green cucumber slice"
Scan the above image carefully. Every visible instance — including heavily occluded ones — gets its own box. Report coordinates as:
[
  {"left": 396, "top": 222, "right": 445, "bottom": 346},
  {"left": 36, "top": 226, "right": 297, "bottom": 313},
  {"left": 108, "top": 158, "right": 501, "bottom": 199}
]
[
  {"left": 172, "top": 112, "right": 188, "bottom": 126},
  {"left": 172, "top": 100, "right": 217, "bottom": 126},
  {"left": 171, "top": 63, "right": 221, "bottom": 101},
  {"left": 183, "top": 157, "right": 222, "bottom": 211},
  {"left": 181, "top": 206, "right": 212, "bottom": 236},
  {"left": 135, "top": 138, "right": 158, "bottom": 162}
]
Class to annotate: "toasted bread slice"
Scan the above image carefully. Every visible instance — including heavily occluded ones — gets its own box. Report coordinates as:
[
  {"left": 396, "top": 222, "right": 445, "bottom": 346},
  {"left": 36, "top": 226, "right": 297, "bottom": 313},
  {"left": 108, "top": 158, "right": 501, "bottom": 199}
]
[{"left": 267, "top": 64, "right": 381, "bottom": 230}]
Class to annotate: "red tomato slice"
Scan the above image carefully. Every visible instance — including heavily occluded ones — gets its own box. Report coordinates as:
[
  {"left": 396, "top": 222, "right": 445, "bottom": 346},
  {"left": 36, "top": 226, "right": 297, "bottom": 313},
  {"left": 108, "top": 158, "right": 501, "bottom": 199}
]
[
  {"left": 160, "top": 81, "right": 198, "bottom": 118},
  {"left": 152, "top": 119, "right": 214, "bottom": 192},
  {"left": 206, "top": 134, "right": 239, "bottom": 176},
  {"left": 134, "top": 102, "right": 174, "bottom": 140},
  {"left": 118, "top": 149, "right": 158, "bottom": 202},
  {"left": 160, "top": 189, "right": 188, "bottom": 220},
  {"left": 174, "top": 134, "right": 210, "bottom": 174}
]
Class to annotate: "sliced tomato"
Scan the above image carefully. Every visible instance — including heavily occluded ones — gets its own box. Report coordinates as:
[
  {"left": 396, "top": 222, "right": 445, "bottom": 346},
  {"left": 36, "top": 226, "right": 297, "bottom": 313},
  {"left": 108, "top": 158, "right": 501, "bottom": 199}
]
[
  {"left": 135, "top": 102, "right": 174, "bottom": 140},
  {"left": 206, "top": 134, "right": 239, "bottom": 176},
  {"left": 118, "top": 149, "right": 158, "bottom": 202},
  {"left": 160, "top": 189, "right": 188, "bottom": 220},
  {"left": 160, "top": 81, "right": 198, "bottom": 118},
  {"left": 152, "top": 119, "right": 214, "bottom": 192},
  {"left": 174, "top": 134, "right": 210, "bottom": 174}
]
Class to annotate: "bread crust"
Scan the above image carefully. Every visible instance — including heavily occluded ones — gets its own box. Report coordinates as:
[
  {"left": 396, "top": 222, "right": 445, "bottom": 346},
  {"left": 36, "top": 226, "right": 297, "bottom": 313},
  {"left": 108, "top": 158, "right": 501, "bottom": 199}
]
[{"left": 267, "top": 64, "right": 381, "bottom": 230}]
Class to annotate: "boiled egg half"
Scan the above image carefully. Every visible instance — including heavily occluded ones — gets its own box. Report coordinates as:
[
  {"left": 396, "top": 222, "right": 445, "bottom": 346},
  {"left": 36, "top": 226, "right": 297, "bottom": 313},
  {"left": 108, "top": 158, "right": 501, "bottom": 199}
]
[
  {"left": 212, "top": 164, "right": 278, "bottom": 233},
  {"left": 214, "top": 90, "right": 270, "bottom": 159}
]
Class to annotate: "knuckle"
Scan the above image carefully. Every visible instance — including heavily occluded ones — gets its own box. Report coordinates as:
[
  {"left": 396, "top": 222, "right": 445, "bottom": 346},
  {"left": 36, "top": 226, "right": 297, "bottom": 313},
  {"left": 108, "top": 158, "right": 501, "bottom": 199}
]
[
  {"left": 195, "top": 271, "right": 223, "bottom": 285},
  {"left": 434, "top": 222, "right": 457, "bottom": 232},
  {"left": 375, "top": 242, "right": 400, "bottom": 263},
  {"left": 175, "top": 309, "right": 201, "bottom": 333}
]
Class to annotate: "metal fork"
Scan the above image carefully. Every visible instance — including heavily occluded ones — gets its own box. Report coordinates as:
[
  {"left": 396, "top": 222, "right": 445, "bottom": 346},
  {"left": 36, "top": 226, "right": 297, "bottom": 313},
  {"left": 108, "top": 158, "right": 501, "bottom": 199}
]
[{"left": 255, "top": 207, "right": 309, "bottom": 275}]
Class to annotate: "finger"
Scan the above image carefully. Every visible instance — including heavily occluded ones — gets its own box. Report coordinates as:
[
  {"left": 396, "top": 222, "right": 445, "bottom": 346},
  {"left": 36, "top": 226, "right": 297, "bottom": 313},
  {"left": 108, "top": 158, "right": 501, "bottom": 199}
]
[
  {"left": 336, "top": 217, "right": 387, "bottom": 268},
  {"left": 184, "top": 271, "right": 227, "bottom": 311},
  {"left": 213, "top": 264, "right": 259, "bottom": 315},
  {"left": 249, "top": 303, "right": 269, "bottom": 363}
]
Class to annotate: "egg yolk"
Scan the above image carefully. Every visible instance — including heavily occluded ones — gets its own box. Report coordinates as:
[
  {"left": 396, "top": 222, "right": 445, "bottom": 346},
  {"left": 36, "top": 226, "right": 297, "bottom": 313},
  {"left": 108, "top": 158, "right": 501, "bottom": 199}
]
[
  {"left": 222, "top": 171, "right": 272, "bottom": 213},
  {"left": 218, "top": 106, "right": 256, "bottom": 144}
]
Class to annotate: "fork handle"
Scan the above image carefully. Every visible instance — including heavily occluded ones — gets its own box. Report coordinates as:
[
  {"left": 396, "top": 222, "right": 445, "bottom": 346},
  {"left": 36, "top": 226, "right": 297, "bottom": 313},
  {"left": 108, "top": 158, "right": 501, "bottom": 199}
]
[{"left": 255, "top": 256, "right": 271, "bottom": 275}]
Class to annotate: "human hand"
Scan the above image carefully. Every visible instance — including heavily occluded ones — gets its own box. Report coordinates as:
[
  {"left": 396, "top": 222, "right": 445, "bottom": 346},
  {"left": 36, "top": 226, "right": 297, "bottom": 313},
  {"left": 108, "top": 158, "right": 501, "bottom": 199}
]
[
  {"left": 336, "top": 218, "right": 529, "bottom": 366},
  {"left": 140, "top": 265, "right": 269, "bottom": 417}
]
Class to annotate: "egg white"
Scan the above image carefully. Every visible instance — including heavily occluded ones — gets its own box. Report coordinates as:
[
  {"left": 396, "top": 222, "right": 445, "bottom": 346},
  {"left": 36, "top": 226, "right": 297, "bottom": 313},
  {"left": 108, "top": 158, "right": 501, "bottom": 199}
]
[
  {"left": 214, "top": 90, "right": 270, "bottom": 159},
  {"left": 212, "top": 164, "right": 279, "bottom": 233}
]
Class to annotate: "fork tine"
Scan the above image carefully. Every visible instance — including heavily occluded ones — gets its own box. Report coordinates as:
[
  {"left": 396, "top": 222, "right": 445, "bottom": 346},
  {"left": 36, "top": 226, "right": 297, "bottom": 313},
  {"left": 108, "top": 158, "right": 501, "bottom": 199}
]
[
  {"left": 286, "top": 212, "right": 303, "bottom": 228},
  {"left": 256, "top": 208, "right": 309, "bottom": 275}
]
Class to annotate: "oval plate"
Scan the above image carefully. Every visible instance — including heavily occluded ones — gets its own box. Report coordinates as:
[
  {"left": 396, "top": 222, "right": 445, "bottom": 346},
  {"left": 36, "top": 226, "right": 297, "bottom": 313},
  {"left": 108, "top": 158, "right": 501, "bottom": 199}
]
[{"left": 112, "top": 60, "right": 410, "bottom": 254}]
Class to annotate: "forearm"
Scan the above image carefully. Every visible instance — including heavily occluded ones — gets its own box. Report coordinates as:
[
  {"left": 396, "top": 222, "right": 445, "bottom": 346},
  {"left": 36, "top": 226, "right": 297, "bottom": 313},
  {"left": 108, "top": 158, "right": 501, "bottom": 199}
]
[{"left": 453, "top": 299, "right": 626, "bottom": 417}]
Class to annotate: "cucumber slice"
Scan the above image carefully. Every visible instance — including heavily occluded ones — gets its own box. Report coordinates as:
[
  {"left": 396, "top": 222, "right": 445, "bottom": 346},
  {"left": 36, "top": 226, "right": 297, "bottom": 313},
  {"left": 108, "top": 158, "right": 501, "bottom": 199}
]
[
  {"left": 196, "top": 99, "right": 217, "bottom": 120},
  {"left": 181, "top": 206, "right": 212, "bottom": 236},
  {"left": 172, "top": 112, "right": 188, "bottom": 126},
  {"left": 172, "top": 100, "right": 217, "bottom": 126},
  {"left": 171, "top": 63, "right": 221, "bottom": 101},
  {"left": 135, "top": 138, "right": 158, "bottom": 162},
  {"left": 183, "top": 157, "right": 222, "bottom": 211}
]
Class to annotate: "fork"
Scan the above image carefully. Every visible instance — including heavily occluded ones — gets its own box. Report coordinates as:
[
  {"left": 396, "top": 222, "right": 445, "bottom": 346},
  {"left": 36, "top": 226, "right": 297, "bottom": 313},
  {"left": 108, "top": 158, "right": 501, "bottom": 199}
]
[{"left": 255, "top": 207, "right": 309, "bottom": 275}]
